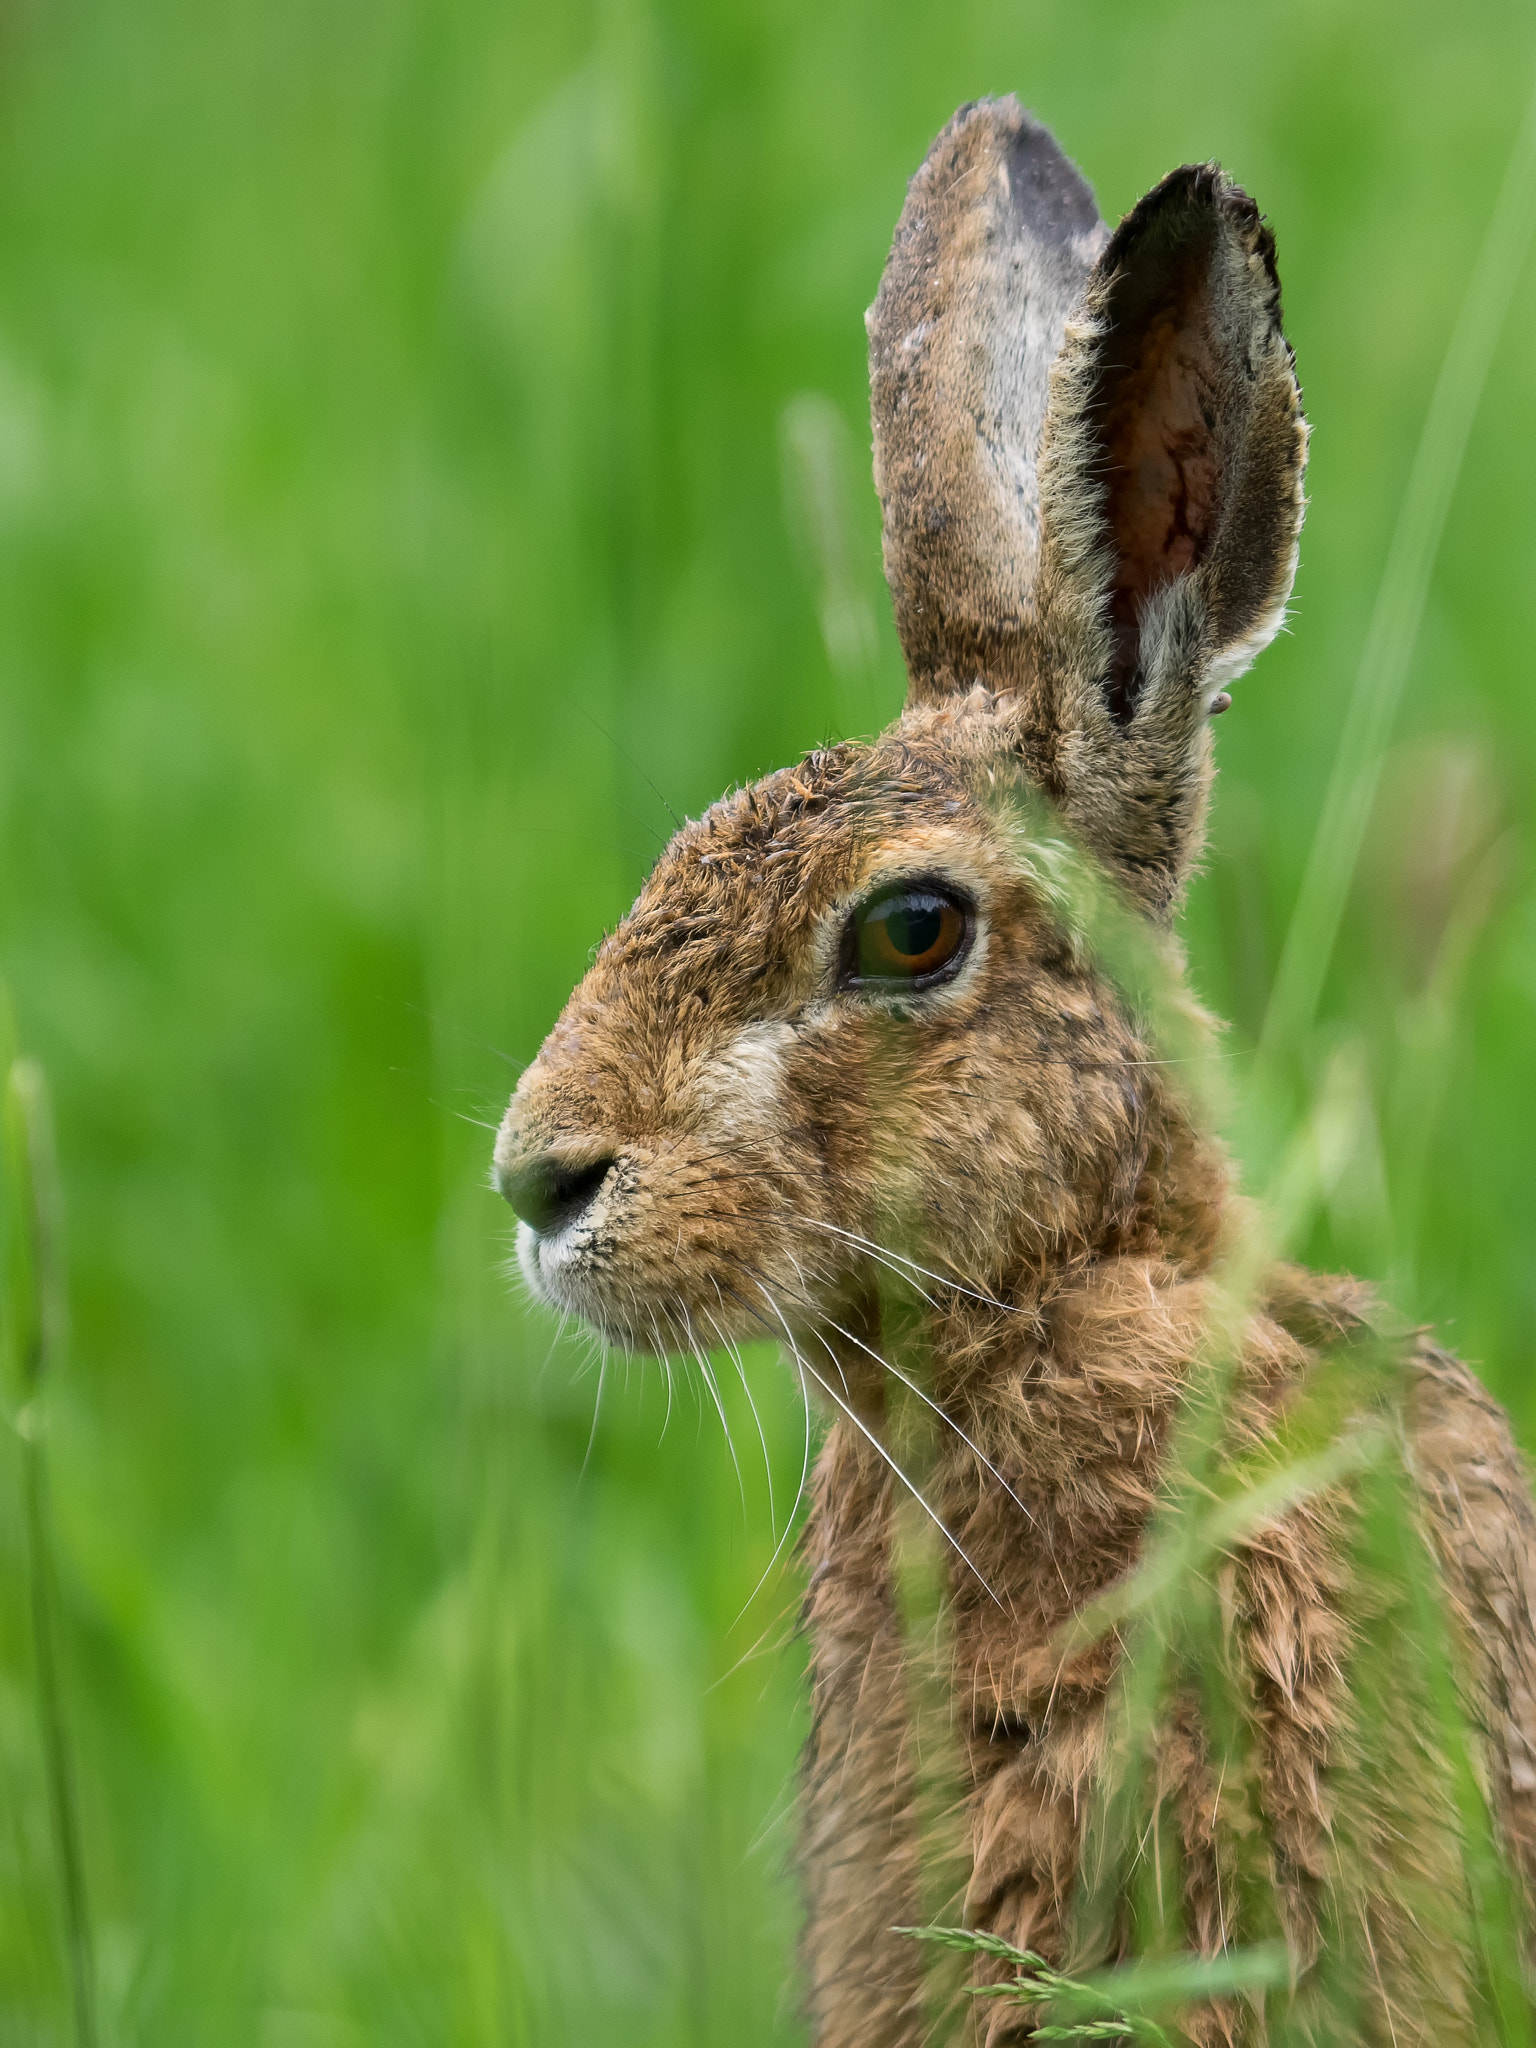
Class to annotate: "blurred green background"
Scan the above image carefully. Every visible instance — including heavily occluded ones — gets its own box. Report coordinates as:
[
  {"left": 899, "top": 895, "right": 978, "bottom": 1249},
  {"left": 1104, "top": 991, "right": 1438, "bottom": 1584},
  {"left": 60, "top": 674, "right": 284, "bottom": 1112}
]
[{"left": 0, "top": 0, "right": 1534, "bottom": 2040}]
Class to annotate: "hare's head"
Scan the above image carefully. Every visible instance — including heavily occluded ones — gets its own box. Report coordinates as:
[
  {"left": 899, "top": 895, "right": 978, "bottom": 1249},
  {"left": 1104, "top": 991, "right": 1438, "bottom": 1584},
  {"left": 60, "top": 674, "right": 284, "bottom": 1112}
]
[{"left": 494, "top": 100, "right": 1305, "bottom": 1364}]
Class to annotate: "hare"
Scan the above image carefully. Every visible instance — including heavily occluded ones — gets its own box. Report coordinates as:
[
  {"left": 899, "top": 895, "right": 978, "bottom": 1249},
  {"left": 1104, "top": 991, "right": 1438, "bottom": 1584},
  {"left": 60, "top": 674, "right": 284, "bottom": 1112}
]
[{"left": 494, "top": 99, "right": 1536, "bottom": 2045}]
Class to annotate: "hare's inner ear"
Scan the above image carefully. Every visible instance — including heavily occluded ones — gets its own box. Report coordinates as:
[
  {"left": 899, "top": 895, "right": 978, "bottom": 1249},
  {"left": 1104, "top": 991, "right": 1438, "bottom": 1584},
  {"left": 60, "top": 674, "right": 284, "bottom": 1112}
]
[
  {"left": 1042, "top": 166, "right": 1307, "bottom": 728},
  {"left": 1096, "top": 213, "right": 1231, "bottom": 719},
  {"left": 1027, "top": 163, "right": 1307, "bottom": 913},
  {"left": 868, "top": 99, "right": 1106, "bottom": 706}
]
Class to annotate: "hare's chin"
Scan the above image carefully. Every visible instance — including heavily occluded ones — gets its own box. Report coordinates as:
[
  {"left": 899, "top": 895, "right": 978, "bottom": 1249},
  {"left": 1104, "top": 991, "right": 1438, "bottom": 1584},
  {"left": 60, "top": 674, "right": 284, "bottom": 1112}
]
[
  {"left": 516, "top": 1217, "right": 635, "bottom": 1342},
  {"left": 515, "top": 1217, "right": 586, "bottom": 1307}
]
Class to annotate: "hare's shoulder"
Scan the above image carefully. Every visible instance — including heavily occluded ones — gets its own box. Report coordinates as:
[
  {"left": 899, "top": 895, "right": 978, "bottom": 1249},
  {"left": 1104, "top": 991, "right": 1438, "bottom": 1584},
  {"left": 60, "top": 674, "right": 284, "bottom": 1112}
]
[
  {"left": 1405, "top": 1337, "right": 1536, "bottom": 1868},
  {"left": 1260, "top": 1261, "right": 1377, "bottom": 1354},
  {"left": 1404, "top": 1336, "right": 1536, "bottom": 1543},
  {"left": 1262, "top": 1263, "right": 1536, "bottom": 1610},
  {"left": 1265, "top": 1263, "right": 1536, "bottom": 1878}
]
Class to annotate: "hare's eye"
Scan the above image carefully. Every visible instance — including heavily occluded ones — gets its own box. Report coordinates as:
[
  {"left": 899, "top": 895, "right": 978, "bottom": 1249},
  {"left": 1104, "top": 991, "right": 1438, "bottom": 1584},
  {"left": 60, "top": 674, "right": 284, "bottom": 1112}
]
[{"left": 844, "top": 883, "right": 972, "bottom": 992}]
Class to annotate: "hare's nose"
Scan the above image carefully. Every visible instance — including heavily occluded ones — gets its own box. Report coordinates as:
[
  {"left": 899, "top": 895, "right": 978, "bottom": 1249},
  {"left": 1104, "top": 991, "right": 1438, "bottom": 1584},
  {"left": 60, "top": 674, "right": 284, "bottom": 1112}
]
[{"left": 498, "top": 1151, "right": 616, "bottom": 1237}]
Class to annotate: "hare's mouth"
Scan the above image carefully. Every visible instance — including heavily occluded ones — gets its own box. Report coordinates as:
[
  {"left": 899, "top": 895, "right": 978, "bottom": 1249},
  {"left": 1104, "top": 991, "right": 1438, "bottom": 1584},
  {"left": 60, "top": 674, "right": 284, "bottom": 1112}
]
[
  {"left": 515, "top": 1214, "right": 815, "bottom": 1357},
  {"left": 502, "top": 1146, "right": 851, "bottom": 1357}
]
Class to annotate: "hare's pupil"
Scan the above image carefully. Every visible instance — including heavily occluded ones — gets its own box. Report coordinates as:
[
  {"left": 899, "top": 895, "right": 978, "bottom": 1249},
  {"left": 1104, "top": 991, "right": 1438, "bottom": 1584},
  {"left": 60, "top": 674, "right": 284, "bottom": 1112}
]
[{"left": 890, "top": 903, "right": 941, "bottom": 957}]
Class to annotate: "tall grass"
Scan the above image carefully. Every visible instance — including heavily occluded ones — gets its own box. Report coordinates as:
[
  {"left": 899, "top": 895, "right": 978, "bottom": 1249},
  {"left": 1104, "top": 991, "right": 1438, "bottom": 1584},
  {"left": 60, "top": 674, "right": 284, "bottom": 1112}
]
[
  {"left": 1259, "top": 64, "right": 1536, "bottom": 1076},
  {"left": 0, "top": 1, "right": 1535, "bottom": 2043},
  {"left": 4, "top": 1051, "right": 96, "bottom": 2048}
]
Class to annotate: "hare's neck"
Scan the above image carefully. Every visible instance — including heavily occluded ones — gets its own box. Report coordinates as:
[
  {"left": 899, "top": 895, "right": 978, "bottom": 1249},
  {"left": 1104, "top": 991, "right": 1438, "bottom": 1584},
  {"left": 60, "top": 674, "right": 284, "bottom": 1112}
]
[
  {"left": 919, "top": 1250, "right": 1211, "bottom": 1723},
  {"left": 927, "top": 1114, "right": 1230, "bottom": 1630}
]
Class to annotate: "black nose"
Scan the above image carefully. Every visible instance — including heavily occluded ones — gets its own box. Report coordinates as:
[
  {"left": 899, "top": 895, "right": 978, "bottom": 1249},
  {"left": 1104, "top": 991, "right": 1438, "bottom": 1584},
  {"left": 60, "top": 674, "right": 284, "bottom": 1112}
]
[{"left": 499, "top": 1152, "right": 616, "bottom": 1236}]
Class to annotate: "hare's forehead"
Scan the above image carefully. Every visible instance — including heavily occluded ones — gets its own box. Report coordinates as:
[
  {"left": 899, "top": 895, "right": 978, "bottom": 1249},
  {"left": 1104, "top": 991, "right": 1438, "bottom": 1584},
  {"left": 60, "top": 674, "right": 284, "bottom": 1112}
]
[{"left": 604, "top": 767, "right": 1019, "bottom": 980}]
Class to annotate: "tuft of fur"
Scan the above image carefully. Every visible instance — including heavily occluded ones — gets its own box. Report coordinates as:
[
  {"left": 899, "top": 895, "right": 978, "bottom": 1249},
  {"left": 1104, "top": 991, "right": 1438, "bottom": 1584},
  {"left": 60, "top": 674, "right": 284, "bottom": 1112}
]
[{"left": 496, "top": 99, "right": 1536, "bottom": 2048}]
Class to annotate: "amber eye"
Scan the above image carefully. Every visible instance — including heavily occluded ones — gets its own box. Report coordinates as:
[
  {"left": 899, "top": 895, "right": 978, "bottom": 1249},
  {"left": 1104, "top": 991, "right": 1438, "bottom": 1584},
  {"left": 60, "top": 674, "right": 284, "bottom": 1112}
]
[{"left": 844, "top": 883, "right": 972, "bottom": 991}]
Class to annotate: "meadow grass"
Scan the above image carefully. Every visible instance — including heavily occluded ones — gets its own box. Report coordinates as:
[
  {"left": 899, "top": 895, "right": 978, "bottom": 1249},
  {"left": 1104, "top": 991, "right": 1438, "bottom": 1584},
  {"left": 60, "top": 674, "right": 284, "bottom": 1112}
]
[{"left": 2, "top": 1, "right": 1536, "bottom": 2042}]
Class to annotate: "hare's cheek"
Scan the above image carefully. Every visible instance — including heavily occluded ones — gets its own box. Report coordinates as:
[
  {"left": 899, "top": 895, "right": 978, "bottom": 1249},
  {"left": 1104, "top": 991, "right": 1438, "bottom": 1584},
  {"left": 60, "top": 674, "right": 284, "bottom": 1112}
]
[{"left": 687, "top": 1020, "right": 796, "bottom": 1144}]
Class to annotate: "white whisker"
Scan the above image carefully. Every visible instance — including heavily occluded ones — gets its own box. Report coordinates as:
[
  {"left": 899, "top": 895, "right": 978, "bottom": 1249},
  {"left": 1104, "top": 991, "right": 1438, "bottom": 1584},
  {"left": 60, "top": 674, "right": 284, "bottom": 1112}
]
[
  {"left": 578, "top": 1344, "right": 609, "bottom": 1487},
  {"left": 783, "top": 1213, "right": 1024, "bottom": 1316},
  {"left": 643, "top": 1306, "right": 678, "bottom": 1445},
  {"left": 808, "top": 1308, "right": 1036, "bottom": 1531},
  {"left": 705, "top": 1294, "right": 777, "bottom": 1537},
  {"left": 746, "top": 1280, "right": 1003, "bottom": 1609},
  {"left": 534, "top": 1310, "right": 572, "bottom": 1392},
  {"left": 685, "top": 1305, "right": 746, "bottom": 1515},
  {"left": 657, "top": 1326, "right": 678, "bottom": 1443},
  {"left": 732, "top": 1322, "right": 818, "bottom": 1629}
]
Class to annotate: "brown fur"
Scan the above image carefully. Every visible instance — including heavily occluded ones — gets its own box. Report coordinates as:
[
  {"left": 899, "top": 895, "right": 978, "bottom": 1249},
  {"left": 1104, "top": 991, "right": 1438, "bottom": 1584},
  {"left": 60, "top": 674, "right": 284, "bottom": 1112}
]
[{"left": 495, "top": 97, "right": 1536, "bottom": 2045}]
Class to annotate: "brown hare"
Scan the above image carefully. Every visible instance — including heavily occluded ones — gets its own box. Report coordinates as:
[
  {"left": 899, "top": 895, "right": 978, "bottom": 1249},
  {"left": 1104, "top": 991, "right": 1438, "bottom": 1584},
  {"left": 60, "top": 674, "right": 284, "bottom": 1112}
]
[{"left": 494, "top": 99, "right": 1536, "bottom": 2045}]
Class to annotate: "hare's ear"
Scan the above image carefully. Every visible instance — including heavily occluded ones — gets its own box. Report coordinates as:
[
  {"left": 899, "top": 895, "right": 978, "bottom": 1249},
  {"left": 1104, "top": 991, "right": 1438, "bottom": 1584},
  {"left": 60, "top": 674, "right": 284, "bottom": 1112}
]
[
  {"left": 1035, "top": 165, "right": 1308, "bottom": 906},
  {"left": 868, "top": 99, "right": 1107, "bottom": 704}
]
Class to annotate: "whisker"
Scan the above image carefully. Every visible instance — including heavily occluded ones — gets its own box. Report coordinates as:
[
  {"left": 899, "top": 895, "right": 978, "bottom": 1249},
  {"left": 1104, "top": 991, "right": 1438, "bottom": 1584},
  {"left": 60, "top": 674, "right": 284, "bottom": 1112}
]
[
  {"left": 643, "top": 1306, "right": 679, "bottom": 1442},
  {"left": 402, "top": 999, "right": 528, "bottom": 1076},
  {"left": 578, "top": 1344, "right": 609, "bottom": 1487},
  {"left": 699, "top": 1249, "right": 1035, "bottom": 1591},
  {"left": 807, "top": 1308, "right": 1036, "bottom": 1532},
  {"left": 685, "top": 1305, "right": 746, "bottom": 1516},
  {"left": 532, "top": 1309, "right": 571, "bottom": 1392},
  {"left": 740, "top": 1279, "right": 1003, "bottom": 1609},
  {"left": 730, "top": 1317, "right": 818, "bottom": 1628},
  {"left": 574, "top": 700, "right": 685, "bottom": 832},
  {"left": 780, "top": 1213, "right": 1025, "bottom": 1317},
  {"left": 705, "top": 1294, "right": 777, "bottom": 1538},
  {"left": 705, "top": 1605, "right": 801, "bottom": 1695},
  {"left": 658, "top": 1342, "right": 677, "bottom": 1443}
]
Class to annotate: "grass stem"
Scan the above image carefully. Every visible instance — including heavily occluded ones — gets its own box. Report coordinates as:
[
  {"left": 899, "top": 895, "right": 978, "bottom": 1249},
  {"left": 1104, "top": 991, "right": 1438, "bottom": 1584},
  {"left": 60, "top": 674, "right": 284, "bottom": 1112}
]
[
  {"left": 6, "top": 1059, "right": 97, "bottom": 2048},
  {"left": 1259, "top": 62, "right": 1536, "bottom": 1067}
]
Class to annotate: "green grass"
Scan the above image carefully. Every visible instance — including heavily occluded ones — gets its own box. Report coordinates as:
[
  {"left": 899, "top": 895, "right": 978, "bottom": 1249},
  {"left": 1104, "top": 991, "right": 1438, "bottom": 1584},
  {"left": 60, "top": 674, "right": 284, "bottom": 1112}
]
[{"left": 1, "top": 1, "right": 1536, "bottom": 2041}]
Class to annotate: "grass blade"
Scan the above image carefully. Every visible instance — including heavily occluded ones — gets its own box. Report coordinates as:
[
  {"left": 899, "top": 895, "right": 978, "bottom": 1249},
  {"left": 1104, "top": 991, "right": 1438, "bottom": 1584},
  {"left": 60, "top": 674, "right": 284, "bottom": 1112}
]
[
  {"left": 5, "top": 1059, "right": 97, "bottom": 2048},
  {"left": 1260, "top": 64, "right": 1536, "bottom": 1065}
]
